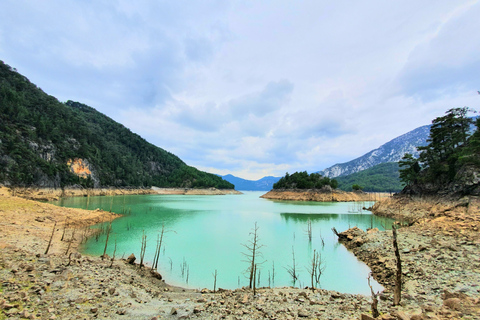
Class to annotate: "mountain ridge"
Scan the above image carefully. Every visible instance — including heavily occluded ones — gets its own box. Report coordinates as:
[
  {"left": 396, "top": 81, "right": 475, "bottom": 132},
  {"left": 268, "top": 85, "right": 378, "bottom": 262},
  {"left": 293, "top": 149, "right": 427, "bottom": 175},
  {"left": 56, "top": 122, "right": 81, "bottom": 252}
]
[{"left": 319, "top": 125, "right": 431, "bottom": 178}]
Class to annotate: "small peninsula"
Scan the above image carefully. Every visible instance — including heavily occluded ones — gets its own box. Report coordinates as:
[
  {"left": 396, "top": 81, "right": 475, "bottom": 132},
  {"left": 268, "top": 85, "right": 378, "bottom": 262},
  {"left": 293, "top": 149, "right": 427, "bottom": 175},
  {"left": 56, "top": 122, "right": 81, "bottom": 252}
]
[{"left": 260, "top": 171, "right": 385, "bottom": 202}]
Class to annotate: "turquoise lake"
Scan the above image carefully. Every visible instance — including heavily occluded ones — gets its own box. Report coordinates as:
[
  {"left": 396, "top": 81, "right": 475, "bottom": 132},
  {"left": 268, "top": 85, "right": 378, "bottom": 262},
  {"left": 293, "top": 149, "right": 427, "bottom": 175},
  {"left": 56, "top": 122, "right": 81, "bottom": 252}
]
[{"left": 52, "top": 191, "right": 393, "bottom": 295}]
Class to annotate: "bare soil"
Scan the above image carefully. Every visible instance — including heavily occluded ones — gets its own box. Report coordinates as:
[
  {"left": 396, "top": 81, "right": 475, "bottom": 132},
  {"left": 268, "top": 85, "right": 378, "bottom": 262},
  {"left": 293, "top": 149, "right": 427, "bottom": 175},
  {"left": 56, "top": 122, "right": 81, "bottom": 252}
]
[{"left": 1, "top": 187, "right": 479, "bottom": 319}]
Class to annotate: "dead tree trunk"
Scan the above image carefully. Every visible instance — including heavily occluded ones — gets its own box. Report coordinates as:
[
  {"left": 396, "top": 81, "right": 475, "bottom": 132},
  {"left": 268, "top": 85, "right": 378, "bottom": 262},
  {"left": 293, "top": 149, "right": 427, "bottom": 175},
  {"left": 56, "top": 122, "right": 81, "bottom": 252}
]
[
  {"left": 392, "top": 224, "right": 402, "bottom": 306},
  {"left": 213, "top": 269, "right": 218, "bottom": 293},
  {"left": 368, "top": 273, "right": 380, "bottom": 318},
  {"left": 139, "top": 231, "right": 147, "bottom": 269},
  {"left": 242, "top": 222, "right": 264, "bottom": 290},
  {"left": 45, "top": 221, "right": 57, "bottom": 254},
  {"left": 102, "top": 223, "right": 112, "bottom": 260}
]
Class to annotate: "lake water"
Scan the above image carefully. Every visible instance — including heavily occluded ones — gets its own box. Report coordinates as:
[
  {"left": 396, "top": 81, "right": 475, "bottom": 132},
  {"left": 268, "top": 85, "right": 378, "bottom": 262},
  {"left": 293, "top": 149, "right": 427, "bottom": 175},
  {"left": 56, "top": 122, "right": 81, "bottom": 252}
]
[{"left": 52, "top": 191, "right": 393, "bottom": 295}]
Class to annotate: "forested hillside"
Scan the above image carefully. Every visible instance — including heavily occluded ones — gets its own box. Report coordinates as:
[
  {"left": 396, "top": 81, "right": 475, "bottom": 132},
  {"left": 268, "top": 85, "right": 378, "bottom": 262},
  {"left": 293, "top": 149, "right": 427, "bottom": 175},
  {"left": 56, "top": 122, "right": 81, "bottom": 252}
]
[
  {"left": 0, "top": 61, "right": 233, "bottom": 189},
  {"left": 335, "top": 162, "right": 403, "bottom": 192}
]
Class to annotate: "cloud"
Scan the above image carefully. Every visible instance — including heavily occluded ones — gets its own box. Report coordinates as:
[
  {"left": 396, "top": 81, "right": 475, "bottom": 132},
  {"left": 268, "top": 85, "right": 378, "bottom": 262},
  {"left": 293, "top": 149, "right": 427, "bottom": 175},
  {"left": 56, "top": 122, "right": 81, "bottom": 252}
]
[
  {"left": 1, "top": 0, "right": 479, "bottom": 180},
  {"left": 396, "top": 2, "right": 480, "bottom": 101}
]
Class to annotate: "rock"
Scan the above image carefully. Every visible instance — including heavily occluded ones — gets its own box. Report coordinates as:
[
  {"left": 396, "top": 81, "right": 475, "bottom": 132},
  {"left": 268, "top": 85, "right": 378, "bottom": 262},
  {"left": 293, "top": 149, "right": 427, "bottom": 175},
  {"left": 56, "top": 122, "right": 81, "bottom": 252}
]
[
  {"left": 361, "top": 314, "right": 375, "bottom": 320},
  {"left": 126, "top": 254, "right": 136, "bottom": 264},
  {"left": 150, "top": 270, "right": 162, "bottom": 280},
  {"left": 443, "top": 298, "right": 461, "bottom": 310},
  {"left": 5, "top": 307, "right": 19, "bottom": 315},
  {"left": 19, "top": 309, "right": 30, "bottom": 318},
  {"left": 90, "top": 307, "right": 98, "bottom": 313},
  {"left": 170, "top": 307, "right": 178, "bottom": 315},
  {"left": 392, "top": 310, "right": 409, "bottom": 320},
  {"left": 298, "top": 310, "right": 309, "bottom": 317}
]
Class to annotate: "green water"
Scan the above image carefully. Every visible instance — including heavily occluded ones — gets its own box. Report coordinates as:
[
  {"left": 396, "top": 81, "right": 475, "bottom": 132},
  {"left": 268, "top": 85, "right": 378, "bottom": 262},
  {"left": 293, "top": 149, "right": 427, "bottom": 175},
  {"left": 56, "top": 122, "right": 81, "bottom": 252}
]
[{"left": 52, "top": 191, "right": 393, "bottom": 294}]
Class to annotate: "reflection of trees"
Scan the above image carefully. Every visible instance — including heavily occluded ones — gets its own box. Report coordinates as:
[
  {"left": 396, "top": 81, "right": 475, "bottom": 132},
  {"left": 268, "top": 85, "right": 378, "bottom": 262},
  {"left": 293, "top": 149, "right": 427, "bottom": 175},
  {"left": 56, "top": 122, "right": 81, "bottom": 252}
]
[
  {"left": 280, "top": 213, "right": 394, "bottom": 231},
  {"left": 281, "top": 213, "right": 339, "bottom": 223}
]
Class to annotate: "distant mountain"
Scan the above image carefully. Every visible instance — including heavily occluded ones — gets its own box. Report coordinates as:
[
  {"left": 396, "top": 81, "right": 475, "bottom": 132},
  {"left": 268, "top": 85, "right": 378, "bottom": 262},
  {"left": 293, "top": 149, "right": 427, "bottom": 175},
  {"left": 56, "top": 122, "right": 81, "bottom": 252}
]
[
  {"left": 319, "top": 125, "right": 431, "bottom": 178},
  {"left": 220, "top": 174, "right": 281, "bottom": 191},
  {"left": 0, "top": 60, "right": 233, "bottom": 189},
  {"left": 335, "top": 162, "right": 403, "bottom": 192}
]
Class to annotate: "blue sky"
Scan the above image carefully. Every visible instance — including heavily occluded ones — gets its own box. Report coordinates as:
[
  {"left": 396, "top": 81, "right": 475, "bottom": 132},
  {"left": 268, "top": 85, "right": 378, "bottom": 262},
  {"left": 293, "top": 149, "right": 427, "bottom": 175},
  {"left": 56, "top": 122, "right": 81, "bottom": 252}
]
[{"left": 1, "top": 1, "right": 479, "bottom": 179}]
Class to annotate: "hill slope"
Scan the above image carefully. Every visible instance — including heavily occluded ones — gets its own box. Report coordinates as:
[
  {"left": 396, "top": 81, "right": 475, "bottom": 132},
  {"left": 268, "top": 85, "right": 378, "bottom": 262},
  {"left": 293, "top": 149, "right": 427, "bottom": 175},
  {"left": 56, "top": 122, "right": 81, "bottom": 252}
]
[
  {"left": 319, "top": 125, "right": 430, "bottom": 178},
  {"left": 220, "top": 174, "right": 281, "bottom": 191},
  {"left": 335, "top": 162, "right": 403, "bottom": 192},
  {"left": 0, "top": 61, "right": 233, "bottom": 189}
]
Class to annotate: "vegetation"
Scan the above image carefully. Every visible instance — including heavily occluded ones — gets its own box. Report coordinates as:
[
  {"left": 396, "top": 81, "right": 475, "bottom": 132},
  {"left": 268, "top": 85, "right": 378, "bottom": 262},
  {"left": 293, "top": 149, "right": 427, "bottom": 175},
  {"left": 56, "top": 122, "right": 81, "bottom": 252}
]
[
  {"left": 336, "top": 162, "right": 403, "bottom": 192},
  {"left": 273, "top": 171, "right": 338, "bottom": 190},
  {"left": 0, "top": 60, "right": 233, "bottom": 189},
  {"left": 399, "top": 107, "right": 479, "bottom": 189}
]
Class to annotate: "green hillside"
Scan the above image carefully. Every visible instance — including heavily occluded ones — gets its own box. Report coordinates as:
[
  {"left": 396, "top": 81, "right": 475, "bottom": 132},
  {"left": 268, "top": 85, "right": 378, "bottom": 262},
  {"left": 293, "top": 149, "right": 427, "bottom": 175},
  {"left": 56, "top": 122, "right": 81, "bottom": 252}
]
[
  {"left": 336, "top": 162, "right": 403, "bottom": 192},
  {"left": 0, "top": 60, "right": 233, "bottom": 189}
]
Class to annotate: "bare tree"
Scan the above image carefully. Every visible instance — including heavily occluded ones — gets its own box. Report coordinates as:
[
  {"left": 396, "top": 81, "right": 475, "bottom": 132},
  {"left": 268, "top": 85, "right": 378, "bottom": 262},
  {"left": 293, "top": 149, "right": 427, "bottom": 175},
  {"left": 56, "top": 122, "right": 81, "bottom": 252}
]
[
  {"left": 110, "top": 236, "right": 117, "bottom": 268},
  {"left": 306, "top": 249, "right": 325, "bottom": 292},
  {"left": 139, "top": 230, "right": 147, "bottom": 269},
  {"left": 102, "top": 222, "right": 112, "bottom": 260},
  {"left": 213, "top": 269, "right": 218, "bottom": 293},
  {"left": 242, "top": 222, "right": 265, "bottom": 289},
  {"left": 45, "top": 221, "right": 57, "bottom": 254},
  {"left": 65, "top": 229, "right": 76, "bottom": 256},
  {"left": 152, "top": 224, "right": 165, "bottom": 270},
  {"left": 368, "top": 273, "right": 380, "bottom": 318},
  {"left": 61, "top": 217, "right": 69, "bottom": 241},
  {"left": 285, "top": 246, "right": 299, "bottom": 285},
  {"left": 392, "top": 223, "right": 402, "bottom": 306}
]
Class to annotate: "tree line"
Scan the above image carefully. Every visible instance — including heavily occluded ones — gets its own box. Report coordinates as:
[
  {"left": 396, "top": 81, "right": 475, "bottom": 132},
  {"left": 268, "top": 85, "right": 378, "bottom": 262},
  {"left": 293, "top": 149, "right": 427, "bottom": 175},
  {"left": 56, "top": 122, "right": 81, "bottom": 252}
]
[{"left": 273, "top": 171, "right": 338, "bottom": 190}]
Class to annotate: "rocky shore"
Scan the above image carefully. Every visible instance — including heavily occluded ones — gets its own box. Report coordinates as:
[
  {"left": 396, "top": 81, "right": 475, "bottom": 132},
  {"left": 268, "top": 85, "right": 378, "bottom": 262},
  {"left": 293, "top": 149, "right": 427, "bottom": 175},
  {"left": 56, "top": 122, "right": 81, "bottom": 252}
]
[
  {"left": 8, "top": 186, "right": 242, "bottom": 202},
  {"left": 1, "top": 187, "right": 479, "bottom": 319},
  {"left": 260, "top": 189, "right": 388, "bottom": 202},
  {"left": 151, "top": 187, "right": 242, "bottom": 195}
]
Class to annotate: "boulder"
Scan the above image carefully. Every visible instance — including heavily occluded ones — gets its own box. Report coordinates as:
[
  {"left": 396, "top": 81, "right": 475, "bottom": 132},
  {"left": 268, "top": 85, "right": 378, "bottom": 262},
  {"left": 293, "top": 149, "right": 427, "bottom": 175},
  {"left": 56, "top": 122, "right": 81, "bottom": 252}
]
[{"left": 126, "top": 253, "right": 136, "bottom": 265}]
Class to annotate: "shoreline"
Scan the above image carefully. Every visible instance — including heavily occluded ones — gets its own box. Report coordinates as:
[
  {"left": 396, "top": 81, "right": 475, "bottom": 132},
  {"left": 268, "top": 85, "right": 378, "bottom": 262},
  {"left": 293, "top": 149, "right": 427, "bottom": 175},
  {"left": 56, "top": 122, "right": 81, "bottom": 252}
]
[
  {"left": 1, "top": 187, "right": 479, "bottom": 319},
  {"left": 260, "top": 189, "right": 390, "bottom": 202},
  {"left": 6, "top": 186, "right": 242, "bottom": 202}
]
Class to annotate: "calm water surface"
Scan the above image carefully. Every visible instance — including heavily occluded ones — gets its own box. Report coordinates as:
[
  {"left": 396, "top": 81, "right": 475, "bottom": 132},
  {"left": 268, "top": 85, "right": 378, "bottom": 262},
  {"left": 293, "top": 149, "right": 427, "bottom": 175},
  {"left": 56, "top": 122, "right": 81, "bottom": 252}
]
[{"left": 52, "top": 191, "right": 393, "bottom": 294}]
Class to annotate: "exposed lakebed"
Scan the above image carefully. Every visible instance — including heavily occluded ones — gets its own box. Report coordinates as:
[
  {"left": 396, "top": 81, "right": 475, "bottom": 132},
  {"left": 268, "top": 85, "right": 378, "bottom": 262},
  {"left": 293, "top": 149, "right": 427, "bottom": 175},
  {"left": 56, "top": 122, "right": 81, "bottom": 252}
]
[{"left": 52, "top": 191, "right": 394, "bottom": 294}]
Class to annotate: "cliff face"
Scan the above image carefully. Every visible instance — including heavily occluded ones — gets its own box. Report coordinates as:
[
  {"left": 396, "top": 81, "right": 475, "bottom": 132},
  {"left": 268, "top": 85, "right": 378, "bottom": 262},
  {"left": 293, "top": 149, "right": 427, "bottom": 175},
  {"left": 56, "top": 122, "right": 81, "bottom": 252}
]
[{"left": 260, "top": 189, "right": 386, "bottom": 202}]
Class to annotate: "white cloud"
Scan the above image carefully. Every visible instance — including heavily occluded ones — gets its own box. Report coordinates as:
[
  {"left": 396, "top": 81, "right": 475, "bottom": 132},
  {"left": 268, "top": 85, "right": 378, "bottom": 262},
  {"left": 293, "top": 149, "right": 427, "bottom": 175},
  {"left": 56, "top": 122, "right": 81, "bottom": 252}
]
[{"left": 1, "top": 0, "right": 479, "bottom": 180}]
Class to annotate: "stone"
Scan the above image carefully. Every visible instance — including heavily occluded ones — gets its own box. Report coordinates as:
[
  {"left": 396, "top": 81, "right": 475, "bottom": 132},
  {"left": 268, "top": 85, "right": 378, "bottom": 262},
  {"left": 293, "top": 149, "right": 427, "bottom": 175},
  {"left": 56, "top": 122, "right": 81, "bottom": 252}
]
[
  {"left": 170, "top": 307, "right": 178, "bottom": 315},
  {"left": 126, "top": 254, "right": 136, "bottom": 264},
  {"left": 298, "top": 310, "right": 309, "bottom": 317},
  {"left": 361, "top": 315, "right": 375, "bottom": 320},
  {"left": 392, "top": 310, "right": 409, "bottom": 320},
  {"left": 443, "top": 298, "right": 461, "bottom": 310}
]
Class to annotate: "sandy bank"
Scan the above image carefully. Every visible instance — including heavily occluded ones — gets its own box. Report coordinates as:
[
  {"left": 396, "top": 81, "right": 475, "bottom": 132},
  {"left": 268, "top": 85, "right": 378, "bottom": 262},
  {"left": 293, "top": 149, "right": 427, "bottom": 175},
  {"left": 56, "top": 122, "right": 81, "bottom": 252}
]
[{"left": 261, "top": 189, "right": 390, "bottom": 202}]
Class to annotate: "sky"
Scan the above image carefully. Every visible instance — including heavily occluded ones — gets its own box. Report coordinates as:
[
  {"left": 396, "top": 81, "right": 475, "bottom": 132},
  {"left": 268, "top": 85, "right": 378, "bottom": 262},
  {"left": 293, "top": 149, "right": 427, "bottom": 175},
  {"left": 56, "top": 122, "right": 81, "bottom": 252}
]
[{"left": 1, "top": 1, "right": 479, "bottom": 180}]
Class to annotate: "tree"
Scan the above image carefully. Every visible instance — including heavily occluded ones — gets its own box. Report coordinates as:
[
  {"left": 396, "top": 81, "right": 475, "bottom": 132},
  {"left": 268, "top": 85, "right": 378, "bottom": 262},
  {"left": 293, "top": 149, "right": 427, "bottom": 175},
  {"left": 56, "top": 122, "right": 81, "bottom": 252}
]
[
  {"left": 242, "top": 222, "right": 265, "bottom": 289},
  {"left": 352, "top": 184, "right": 363, "bottom": 191},
  {"left": 398, "top": 154, "right": 421, "bottom": 186}
]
